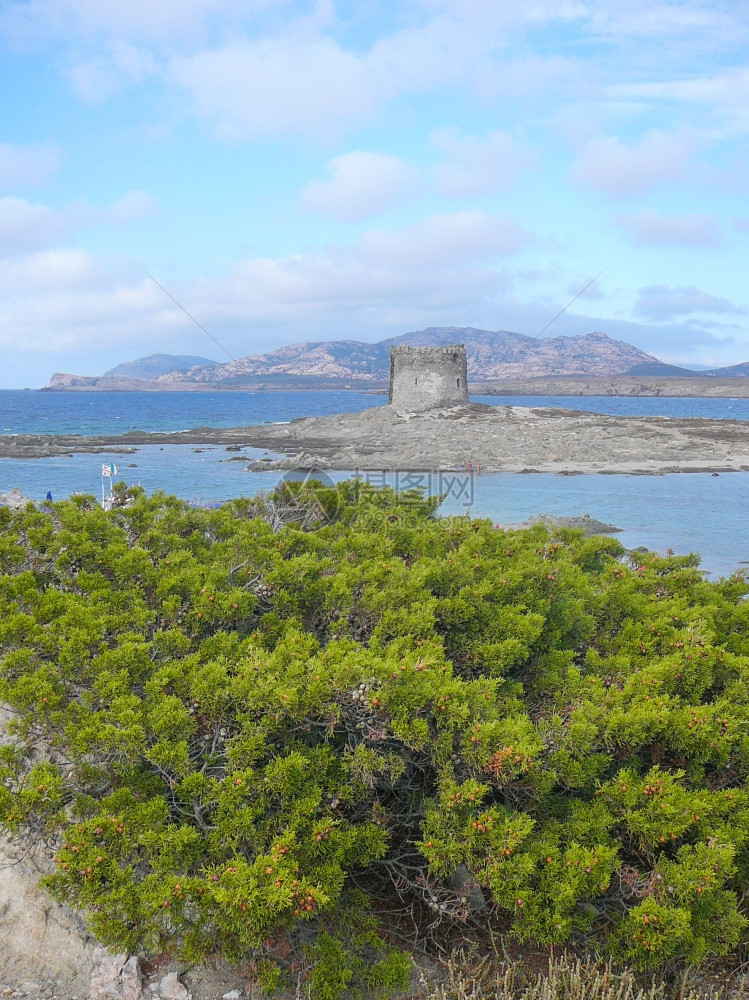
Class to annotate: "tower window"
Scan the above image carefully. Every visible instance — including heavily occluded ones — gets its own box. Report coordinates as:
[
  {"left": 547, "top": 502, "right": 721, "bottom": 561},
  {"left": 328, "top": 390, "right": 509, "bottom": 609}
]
[
  {"left": 415, "top": 377, "right": 418, "bottom": 385},
  {"left": 456, "top": 378, "right": 461, "bottom": 388}
]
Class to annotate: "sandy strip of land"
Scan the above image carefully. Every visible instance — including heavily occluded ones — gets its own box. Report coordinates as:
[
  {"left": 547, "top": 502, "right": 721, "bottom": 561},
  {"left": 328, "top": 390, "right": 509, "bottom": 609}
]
[
  {"left": 474, "top": 375, "right": 749, "bottom": 397},
  {"left": 4, "top": 403, "right": 749, "bottom": 474}
]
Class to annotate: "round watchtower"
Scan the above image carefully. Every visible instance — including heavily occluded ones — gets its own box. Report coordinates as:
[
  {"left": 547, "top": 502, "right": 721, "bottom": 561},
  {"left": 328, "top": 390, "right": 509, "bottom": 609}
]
[{"left": 388, "top": 344, "right": 469, "bottom": 412}]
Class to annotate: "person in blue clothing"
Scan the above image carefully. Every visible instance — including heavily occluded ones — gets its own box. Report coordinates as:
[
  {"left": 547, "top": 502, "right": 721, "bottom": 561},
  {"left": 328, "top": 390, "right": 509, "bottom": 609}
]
[{"left": 46, "top": 491, "right": 52, "bottom": 501}]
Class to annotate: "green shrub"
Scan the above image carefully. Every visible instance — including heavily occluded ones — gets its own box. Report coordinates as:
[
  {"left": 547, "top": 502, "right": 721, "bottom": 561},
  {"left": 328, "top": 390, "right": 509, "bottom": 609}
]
[{"left": 1, "top": 482, "right": 749, "bottom": 996}]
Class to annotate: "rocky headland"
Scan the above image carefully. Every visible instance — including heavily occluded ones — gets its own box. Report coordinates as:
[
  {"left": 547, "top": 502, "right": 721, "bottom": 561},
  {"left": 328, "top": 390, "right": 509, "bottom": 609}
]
[{"left": 240, "top": 404, "right": 749, "bottom": 474}]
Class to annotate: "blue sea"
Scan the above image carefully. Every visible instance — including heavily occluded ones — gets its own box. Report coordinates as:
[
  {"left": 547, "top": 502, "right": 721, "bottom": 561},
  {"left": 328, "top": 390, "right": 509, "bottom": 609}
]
[
  {"left": 3, "top": 389, "right": 749, "bottom": 436},
  {"left": 1, "top": 389, "right": 748, "bottom": 578}
]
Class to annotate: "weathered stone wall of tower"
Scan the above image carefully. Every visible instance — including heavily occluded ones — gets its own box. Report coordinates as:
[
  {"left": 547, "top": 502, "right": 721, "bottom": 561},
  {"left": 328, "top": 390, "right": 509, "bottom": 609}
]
[{"left": 388, "top": 344, "right": 469, "bottom": 411}]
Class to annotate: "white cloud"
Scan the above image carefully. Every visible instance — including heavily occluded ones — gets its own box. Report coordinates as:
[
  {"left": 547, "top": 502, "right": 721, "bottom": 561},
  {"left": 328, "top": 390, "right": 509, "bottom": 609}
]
[
  {"left": 356, "top": 211, "right": 530, "bottom": 269},
  {"left": 415, "top": 2, "right": 587, "bottom": 29},
  {"left": 609, "top": 66, "right": 749, "bottom": 137},
  {"left": 302, "top": 151, "right": 420, "bottom": 221},
  {"left": 10, "top": 0, "right": 732, "bottom": 50},
  {"left": 169, "top": 37, "right": 379, "bottom": 140},
  {"left": 635, "top": 284, "right": 740, "bottom": 320},
  {"left": 571, "top": 129, "right": 697, "bottom": 197},
  {"left": 4, "top": 0, "right": 746, "bottom": 140},
  {"left": 2, "top": 2, "right": 592, "bottom": 129},
  {"left": 0, "top": 190, "right": 160, "bottom": 261},
  {"left": 0, "top": 143, "right": 60, "bottom": 190},
  {"left": 167, "top": 20, "right": 471, "bottom": 139},
  {"left": 104, "top": 190, "right": 160, "bottom": 224},
  {"left": 583, "top": 1, "right": 738, "bottom": 39},
  {"left": 611, "top": 65, "right": 749, "bottom": 106},
  {"left": 0, "top": 0, "right": 266, "bottom": 45},
  {"left": 7, "top": 206, "right": 739, "bottom": 375},
  {"left": 420, "top": 0, "right": 744, "bottom": 54},
  {"left": 0, "top": 197, "right": 73, "bottom": 258},
  {"left": 2, "top": 239, "right": 746, "bottom": 382},
  {"left": 618, "top": 209, "right": 723, "bottom": 247},
  {"left": 195, "top": 211, "right": 526, "bottom": 326},
  {"left": 2, "top": 4, "right": 471, "bottom": 125},
  {"left": 431, "top": 129, "right": 534, "bottom": 197},
  {"left": 0, "top": 210, "right": 527, "bottom": 358},
  {"left": 566, "top": 276, "right": 604, "bottom": 299},
  {"left": 70, "top": 42, "right": 157, "bottom": 102},
  {"left": 470, "top": 52, "right": 590, "bottom": 107},
  {"left": 0, "top": 248, "right": 104, "bottom": 295},
  {"left": 0, "top": 250, "right": 179, "bottom": 353}
]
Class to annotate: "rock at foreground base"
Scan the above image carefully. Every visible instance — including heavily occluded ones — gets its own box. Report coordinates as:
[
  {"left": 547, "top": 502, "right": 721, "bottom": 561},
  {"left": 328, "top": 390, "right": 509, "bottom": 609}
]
[
  {"left": 0, "top": 704, "right": 98, "bottom": 991},
  {"left": 157, "top": 971, "right": 190, "bottom": 1000},
  {"left": 89, "top": 950, "right": 142, "bottom": 1000},
  {"left": 0, "top": 835, "right": 97, "bottom": 989}
]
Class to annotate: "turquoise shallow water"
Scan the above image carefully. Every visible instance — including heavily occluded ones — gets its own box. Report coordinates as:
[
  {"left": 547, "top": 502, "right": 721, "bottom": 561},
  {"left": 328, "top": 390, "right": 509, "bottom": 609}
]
[
  {"left": 0, "top": 445, "right": 746, "bottom": 579},
  {"left": 0, "top": 390, "right": 747, "bottom": 578}
]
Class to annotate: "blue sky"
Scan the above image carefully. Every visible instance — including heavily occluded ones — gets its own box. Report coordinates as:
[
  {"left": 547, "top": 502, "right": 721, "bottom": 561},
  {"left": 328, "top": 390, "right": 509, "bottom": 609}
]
[{"left": 1, "top": 0, "right": 749, "bottom": 387}]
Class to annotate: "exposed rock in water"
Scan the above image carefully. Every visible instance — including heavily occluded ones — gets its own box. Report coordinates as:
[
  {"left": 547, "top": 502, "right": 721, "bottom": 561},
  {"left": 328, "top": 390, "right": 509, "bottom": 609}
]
[{"left": 496, "top": 513, "right": 621, "bottom": 535}]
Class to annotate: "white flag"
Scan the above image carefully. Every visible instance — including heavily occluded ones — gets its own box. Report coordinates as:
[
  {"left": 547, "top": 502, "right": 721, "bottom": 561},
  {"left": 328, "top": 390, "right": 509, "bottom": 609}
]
[{"left": 101, "top": 464, "right": 111, "bottom": 477}]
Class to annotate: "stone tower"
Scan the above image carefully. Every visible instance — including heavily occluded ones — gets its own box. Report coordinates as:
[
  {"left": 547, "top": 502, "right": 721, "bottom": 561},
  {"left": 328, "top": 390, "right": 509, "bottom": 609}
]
[{"left": 388, "top": 344, "right": 469, "bottom": 412}]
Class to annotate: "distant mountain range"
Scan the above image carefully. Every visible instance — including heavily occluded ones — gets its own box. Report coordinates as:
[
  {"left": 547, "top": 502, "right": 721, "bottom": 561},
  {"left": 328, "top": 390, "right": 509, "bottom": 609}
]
[
  {"left": 152, "top": 328, "right": 659, "bottom": 384},
  {"left": 45, "top": 327, "right": 748, "bottom": 391}
]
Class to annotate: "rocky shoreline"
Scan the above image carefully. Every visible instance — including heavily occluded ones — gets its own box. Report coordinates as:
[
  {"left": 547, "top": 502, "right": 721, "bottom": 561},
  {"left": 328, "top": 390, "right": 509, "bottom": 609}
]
[{"left": 3, "top": 403, "right": 749, "bottom": 474}]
